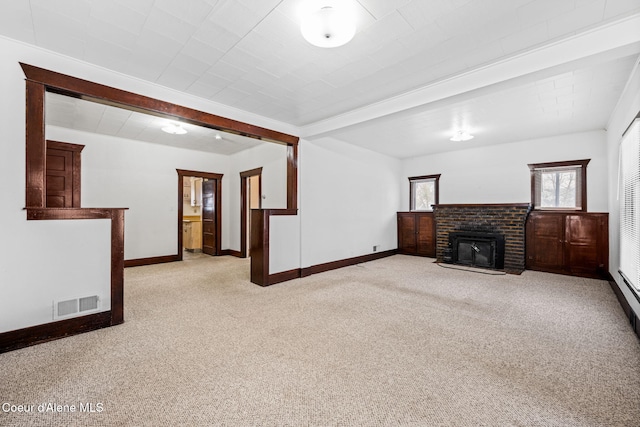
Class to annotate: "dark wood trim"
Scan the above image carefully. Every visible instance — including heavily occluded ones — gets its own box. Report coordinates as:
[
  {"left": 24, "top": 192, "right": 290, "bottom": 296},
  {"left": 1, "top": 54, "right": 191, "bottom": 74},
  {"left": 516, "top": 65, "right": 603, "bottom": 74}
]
[
  {"left": 250, "top": 209, "right": 269, "bottom": 286},
  {"left": 21, "top": 63, "right": 299, "bottom": 145},
  {"left": 618, "top": 270, "right": 640, "bottom": 304},
  {"left": 608, "top": 274, "right": 640, "bottom": 340},
  {"left": 300, "top": 249, "right": 398, "bottom": 277},
  {"left": 0, "top": 311, "right": 113, "bottom": 354},
  {"left": 408, "top": 174, "right": 440, "bottom": 211},
  {"left": 176, "top": 169, "right": 223, "bottom": 260},
  {"left": 46, "top": 140, "right": 84, "bottom": 207},
  {"left": 250, "top": 209, "right": 298, "bottom": 285},
  {"left": 240, "top": 167, "right": 264, "bottom": 178},
  {"left": 287, "top": 143, "right": 298, "bottom": 211},
  {"left": 21, "top": 63, "right": 299, "bottom": 333},
  {"left": 220, "top": 249, "right": 242, "bottom": 257},
  {"left": 255, "top": 248, "right": 398, "bottom": 286},
  {"left": 110, "top": 209, "right": 125, "bottom": 325},
  {"left": 25, "top": 80, "right": 46, "bottom": 208},
  {"left": 124, "top": 255, "right": 179, "bottom": 268},
  {"left": 268, "top": 269, "right": 301, "bottom": 285},
  {"left": 26, "top": 207, "right": 126, "bottom": 220},
  {"left": 432, "top": 203, "right": 531, "bottom": 208},
  {"left": 240, "top": 167, "right": 263, "bottom": 258},
  {"left": 528, "top": 159, "right": 590, "bottom": 211}
]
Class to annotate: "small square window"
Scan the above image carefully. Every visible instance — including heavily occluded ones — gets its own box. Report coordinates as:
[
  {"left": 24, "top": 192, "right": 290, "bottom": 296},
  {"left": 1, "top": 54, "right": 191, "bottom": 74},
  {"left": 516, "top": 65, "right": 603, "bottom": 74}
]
[
  {"left": 409, "top": 174, "right": 440, "bottom": 211},
  {"left": 528, "top": 159, "right": 589, "bottom": 211}
]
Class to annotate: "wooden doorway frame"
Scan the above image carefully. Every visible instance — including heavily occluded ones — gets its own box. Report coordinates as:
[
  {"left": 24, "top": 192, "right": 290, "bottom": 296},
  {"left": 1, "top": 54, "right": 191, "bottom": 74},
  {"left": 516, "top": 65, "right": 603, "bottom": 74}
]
[
  {"left": 2, "top": 63, "right": 299, "bottom": 353},
  {"left": 177, "top": 169, "right": 223, "bottom": 260},
  {"left": 240, "top": 167, "right": 263, "bottom": 258}
]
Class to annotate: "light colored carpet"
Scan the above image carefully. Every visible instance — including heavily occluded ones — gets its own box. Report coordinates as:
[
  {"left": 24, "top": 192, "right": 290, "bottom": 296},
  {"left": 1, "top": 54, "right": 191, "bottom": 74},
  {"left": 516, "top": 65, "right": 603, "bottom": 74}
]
[{"left": 1, "top": 255, "right": 639, "bottom": 426}]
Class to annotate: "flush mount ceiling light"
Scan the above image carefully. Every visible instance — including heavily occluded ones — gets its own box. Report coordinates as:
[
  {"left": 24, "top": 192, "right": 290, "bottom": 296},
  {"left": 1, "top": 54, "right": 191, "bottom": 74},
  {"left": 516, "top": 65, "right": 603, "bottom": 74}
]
[
  {"left": 300, "top": 0, "right": 356, "bottom": 48},
  {"left": 161, "top": 123, "right": 187, "bottom": 135},
  {"left": 450, "top": 131, "right": 474, "bottom": 142},
  {"left": 215, "top": 133, "right": 222, "bottom": 140}
]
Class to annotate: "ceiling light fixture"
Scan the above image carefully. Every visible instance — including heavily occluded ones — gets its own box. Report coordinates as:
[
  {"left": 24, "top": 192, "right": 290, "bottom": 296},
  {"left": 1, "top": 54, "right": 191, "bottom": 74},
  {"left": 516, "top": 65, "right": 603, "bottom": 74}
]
[
  {"left": 300, "top": 0, "right": 356, "bottom": 48},
  {"left": 450, "top": 131, "right": 474, "bottom": 142},
  {"left": 161, "top": 123, "right": 187, "bottom": 135},
  {"left": 215, "top": 133, "right": 222, "bottom": 140}
]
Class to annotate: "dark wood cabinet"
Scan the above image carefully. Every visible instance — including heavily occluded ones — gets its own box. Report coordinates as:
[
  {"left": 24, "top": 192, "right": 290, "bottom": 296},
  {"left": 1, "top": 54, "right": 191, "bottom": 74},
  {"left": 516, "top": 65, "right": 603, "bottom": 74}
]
[
  {"left": 526, "top": 211, "right": 608, "bottom": 278},
  {"left": 397, "top": 212, "right": 436, "bottom": 257}
]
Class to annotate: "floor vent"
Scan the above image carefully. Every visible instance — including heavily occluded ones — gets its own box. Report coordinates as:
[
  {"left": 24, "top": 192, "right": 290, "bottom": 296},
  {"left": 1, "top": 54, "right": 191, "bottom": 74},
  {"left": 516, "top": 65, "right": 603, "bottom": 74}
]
[{"left": 54, "top": 295, "right": 100, "bottom": 320}]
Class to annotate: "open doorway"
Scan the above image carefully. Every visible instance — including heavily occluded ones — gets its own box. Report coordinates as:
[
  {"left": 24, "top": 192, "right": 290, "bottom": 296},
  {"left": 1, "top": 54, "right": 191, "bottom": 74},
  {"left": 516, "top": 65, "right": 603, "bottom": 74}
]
[
  {"left": 182, "top": 175, "right": 203, "bottom": 255},
  {"left": 241, "top": 168, "right": 262, "bottom": 258},
  {"left": 177, "top": 169, "right": 223, "bottom": 261}
]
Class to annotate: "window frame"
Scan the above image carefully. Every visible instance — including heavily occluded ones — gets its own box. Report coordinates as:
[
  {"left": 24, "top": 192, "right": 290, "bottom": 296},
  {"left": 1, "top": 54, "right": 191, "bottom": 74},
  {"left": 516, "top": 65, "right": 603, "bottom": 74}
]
[
  {"left": 409, "top": 174, "right": 441, "bottom": 212},
  {"left": 527, "top": 159, "right": 590, "bottom": 211}
]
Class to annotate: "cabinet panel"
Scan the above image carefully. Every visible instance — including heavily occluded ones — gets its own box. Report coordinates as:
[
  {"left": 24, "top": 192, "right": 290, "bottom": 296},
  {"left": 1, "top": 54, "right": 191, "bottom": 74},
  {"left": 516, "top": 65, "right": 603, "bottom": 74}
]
[
  {"left": 566, "top": 214, "right": 606, "bottom": 276},
  {"left": 398, "top": 213, "right": 416, "bottom": 254},
  {"left": 526, "top": 212, "right": 608, "bottom": 278},
  {"left": 416, "top": 214, "right": 435, "bottom": 257},
  {"left": 397, "top": 212, "right": 435, "bottom": 257},
  {"left": 527, "top": 214, "right": 564, "bottom": 271}
]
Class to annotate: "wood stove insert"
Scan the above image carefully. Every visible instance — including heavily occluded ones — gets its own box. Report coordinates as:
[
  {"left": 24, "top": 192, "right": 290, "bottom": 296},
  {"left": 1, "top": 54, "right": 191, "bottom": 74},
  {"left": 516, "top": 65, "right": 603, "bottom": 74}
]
[{"left": 450, "top": 231, "right": 505, "bottom": 270}]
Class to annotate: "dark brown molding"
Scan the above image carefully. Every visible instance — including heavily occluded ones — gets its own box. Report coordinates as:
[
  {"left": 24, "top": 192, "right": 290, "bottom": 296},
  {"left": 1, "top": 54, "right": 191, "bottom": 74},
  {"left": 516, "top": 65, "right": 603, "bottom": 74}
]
[
  {"left": 268, "top": 269, "right": 301, "bottom": 285},
  {"left": 220, "top": 249, "right": 242, "bottom": 257},
  {"left": 21, "top": 63, "right": 299, "bottom": 145},
  {"left": 250, "top": 209, "right": 298, "bottom": 286},
  {"left": 287, "top": 143, "right": 298, "bottom": 211},
  {"left": 300, "top": 249, "right": 397, "bottom": 278},
  {"left": 0, "top": 311, "right": 113, "bottom": 354},
  {"left": 124, "top": 255, "right": 179, "bottom": 268},
  {"left": 20, "top": 64, "right": 299, "bottom": 344},
  {"left": 240, "top": 167, "right": 263, "bottom": 178},
  {"left": 25, "top": 80, "right": 45, "bottom": 208},
  {"left": 240, "top": 167, "right": 263, "bottom": 258},
  {"left": 26, "top": 207, "right": 126, "bottom": 220},
  {"left": 176, "top": 169, "right": 223, "bottom": 260},
  {"left": 46, "top": 140, "right": 85, "bottom": 152},
  {"left": 432, "top": 203, "right": 531, "bottom": 208},
  {"left": 608, "top": 274, "right": 640, "bottom": 340}
]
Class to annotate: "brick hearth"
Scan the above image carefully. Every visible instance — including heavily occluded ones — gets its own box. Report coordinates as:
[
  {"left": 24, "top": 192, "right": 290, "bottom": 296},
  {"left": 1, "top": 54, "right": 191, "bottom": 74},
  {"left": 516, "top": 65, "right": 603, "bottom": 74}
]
[{"left": 433, "top": 204, "right": 532, "bottom": 274}]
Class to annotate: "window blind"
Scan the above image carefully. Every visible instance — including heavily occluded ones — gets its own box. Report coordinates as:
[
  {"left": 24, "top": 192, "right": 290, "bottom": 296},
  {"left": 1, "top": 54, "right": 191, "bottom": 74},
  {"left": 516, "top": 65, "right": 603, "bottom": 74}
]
[{"left": 619, "top": 118, "right": 640, "bottom": 291}]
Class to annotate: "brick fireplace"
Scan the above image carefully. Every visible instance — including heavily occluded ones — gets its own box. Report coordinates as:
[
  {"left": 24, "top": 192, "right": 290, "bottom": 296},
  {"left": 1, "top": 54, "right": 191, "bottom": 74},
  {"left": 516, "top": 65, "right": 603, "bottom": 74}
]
[{"left": 433, "top": 204, "right": 532, "bottom": 274}]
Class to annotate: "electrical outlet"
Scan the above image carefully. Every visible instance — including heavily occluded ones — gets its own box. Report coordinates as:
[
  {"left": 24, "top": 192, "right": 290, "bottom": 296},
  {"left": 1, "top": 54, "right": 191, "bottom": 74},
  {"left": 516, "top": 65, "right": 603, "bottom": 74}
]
[{"left": 373, "top": 245, "right": 379, "bottom": 252}]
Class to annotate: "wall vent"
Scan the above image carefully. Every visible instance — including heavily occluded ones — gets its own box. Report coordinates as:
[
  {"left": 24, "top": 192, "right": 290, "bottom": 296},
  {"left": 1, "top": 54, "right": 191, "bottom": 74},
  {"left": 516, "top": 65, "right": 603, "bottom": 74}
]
[{"left": 54, "top": 295, "right": 100, "bottom": 320}]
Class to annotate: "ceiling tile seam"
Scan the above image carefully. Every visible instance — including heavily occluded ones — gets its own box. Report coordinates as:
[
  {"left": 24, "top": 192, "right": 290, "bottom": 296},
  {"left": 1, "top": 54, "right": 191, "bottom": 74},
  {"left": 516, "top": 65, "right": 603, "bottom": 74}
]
[{"left": 182, "top": 0, "right": 286, "bottom": 94}]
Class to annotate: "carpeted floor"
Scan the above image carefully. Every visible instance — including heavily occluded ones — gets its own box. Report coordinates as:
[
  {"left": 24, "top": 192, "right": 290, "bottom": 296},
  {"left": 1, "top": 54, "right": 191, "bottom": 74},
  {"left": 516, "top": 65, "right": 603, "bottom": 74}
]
[{"left": 1, "top": 255, "right": 639, "bottom": 426}]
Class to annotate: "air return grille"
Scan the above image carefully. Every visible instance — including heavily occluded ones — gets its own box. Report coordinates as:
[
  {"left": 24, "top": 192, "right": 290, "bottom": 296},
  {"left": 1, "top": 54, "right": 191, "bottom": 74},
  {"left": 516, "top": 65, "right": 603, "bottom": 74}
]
[{"left": 53, "top": 295, "right": 100, "bottom": 320}]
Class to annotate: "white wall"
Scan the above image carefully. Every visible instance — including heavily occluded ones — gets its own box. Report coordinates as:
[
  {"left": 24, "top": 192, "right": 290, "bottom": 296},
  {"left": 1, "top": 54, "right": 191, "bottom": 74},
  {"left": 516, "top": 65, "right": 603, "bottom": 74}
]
[
  {"left": 226, "top": 142, "right": 288, "bottom": 252},
  {"left": 0, "top": 35, "right": 298, "bottom": 332},
  {"left": 300, "top": 137, "right": 402, "bottom": 268},
  {"left": 46, "top": 125, "right": 231, "bottom": 260},
  {"left": 607, "top": 57, "right": 640, "bottom": 316},
  {"left": 402, "top": 130, "right": 609, "bottom": 212}
]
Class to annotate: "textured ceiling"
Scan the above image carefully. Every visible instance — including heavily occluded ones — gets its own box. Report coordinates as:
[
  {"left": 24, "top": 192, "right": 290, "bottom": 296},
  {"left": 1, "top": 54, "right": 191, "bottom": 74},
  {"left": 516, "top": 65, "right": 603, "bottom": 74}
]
[
  {"left": 1, "top": 0, "right": 640, "bottom": 157},
  {"left": 46, "top": 92, "right": 265, "bottom": 155}
]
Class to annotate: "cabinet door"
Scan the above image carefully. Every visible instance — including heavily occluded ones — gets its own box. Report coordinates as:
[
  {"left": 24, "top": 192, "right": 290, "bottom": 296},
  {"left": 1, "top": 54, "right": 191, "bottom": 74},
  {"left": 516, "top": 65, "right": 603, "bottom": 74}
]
[
  {"left": 565, "top": 214, "right": 606, "bottom": 277},
  {"left": 416, "top": 213, "right": 436, "bottom": 257},
  {"left": 397, "top": 213, "right": 417, "bottom": 254},
  {"left": 526, "top": 213, "right": 565, "bottom": 271}
]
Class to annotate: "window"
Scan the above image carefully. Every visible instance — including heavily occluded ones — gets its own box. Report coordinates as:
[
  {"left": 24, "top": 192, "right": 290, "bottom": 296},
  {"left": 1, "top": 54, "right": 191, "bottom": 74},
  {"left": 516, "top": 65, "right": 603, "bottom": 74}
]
[
  {"left": 409, "top": 174, "right": 440, "bottom": 211},
  {"left": 619, "top": 117, "right": 640, "bottom": 293},
  {"left": 528, "top": 159, "right": 590, "bottom": 211}
]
